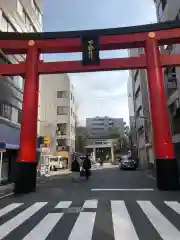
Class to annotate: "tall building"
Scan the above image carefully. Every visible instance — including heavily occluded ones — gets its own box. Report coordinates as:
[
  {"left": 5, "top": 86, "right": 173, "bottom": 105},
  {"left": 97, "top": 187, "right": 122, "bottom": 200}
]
[
  {"left": 0, "top": 0, "right": 43, "bottom": 183},
  {"left": 154, "top": 0, "right": 180, "bottom": 164},
  {"left": 127, "top": 75, "right": 136, "bottom": 149},
  {"left": 128, "top": 48, "right": 154, "bottom": 169},
  {"left": 86, "top": 117, "right": 126, "bottom": 139},
  {"left": 38, "top": 74, "right": 76, "bottom": 163}
]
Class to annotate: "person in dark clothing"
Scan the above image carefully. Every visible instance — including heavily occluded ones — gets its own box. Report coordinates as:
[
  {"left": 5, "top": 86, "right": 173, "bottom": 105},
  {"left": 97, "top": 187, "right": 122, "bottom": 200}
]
[
  {"left": 82, "top": 155, "right": 91, "bottom": 180},
  {"left": 71, "top": 157, "right": 80, "bottom": 181}
]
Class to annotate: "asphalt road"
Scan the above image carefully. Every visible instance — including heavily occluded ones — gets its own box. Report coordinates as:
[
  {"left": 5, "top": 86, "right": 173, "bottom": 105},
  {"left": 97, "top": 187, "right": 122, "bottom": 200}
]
[{"left": 1, "top": 166, "right": 180, "bottom": 239}]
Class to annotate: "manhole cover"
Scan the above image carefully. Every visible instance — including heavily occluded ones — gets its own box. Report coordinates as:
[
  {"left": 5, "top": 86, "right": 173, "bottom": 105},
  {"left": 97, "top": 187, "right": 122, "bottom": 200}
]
[{"left": 64, "top": 207, "right": 84, "bottom": 214}]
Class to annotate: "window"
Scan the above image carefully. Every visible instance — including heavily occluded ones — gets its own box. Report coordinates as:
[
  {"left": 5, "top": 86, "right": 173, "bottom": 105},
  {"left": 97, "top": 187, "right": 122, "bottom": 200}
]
[
  {"left": 1, "top": 14, "right": 8, "bottom": 31},
  {"left": 57, "top": 106, "right": 68, "bottom": 115},
  {"left": 71, "top": 93, "right": 73, "bottom": 100},
  {"left": 137, "top": 126, "right": 144, "bottom": 136},
  {"left": 31, "top": 0, "right": 42, "bottom": 24},
  {"left": 161, "top": 0, "right": 167, "bottom": 11},
  {"left": 136, "top": 106, "right": 143, "bottom": 117},
  {"left": 38, "top": 12, "right": 42, "bottom": 24},
  {"left": 0, "top": 103, "right": 12, "bottom": 120},
  {"left": 31, "top": 0, "right": 36, "bottom": 10},
  {"left": 17, "top": 0, "right": 23, "bottom": 17},
  {"left": 1, "top": 13, "right": 16, "bottom": 32},
  {"left": 25, "top": 13, "right": 30, "bottom": 29},
  {"left": 176, "top": 10, "right": 180, "bottom": 20},
  {"left": 56, "top": 123, "right": 67, "bottom": 135},
  {"left": 18, "top": 110, "right": 22, "bottom": 124},
  {"left": 30, "top": 24, "right": 35, "bottom": 32},
  {"left": 57, "top": 91, "right": 68, "bottom": 98},
  {"left": 157, "top": 0, "right": 167, "bottom": 20},
  {"left": 13, "top": 76, "right": 24, "bottom": 91},
  {"left": 134, "top": 70, "right": 139, "bottom": 82},
  {"left": 135, "top": 86, "right": 140, "bottom": 99}
]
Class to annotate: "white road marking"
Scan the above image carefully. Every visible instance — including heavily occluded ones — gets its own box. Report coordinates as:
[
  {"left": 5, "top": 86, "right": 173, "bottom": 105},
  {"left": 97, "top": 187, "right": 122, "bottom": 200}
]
[
  {"left": 83, "top": 200, "right": 98, "bottom": 209},
  {"left": 148, "top": 175, "right": 156, "bottom": 180},
  {"left": 0, "top": 203, "right": 23, "bottom": 217},
  {"left": 0, "top": 193, "right": 13, "bottom": 199},
  {"left": 138, "top": 201, "right": 180, "bottom": 240},
  {"left": 55, "top": 201, "right": 72, "bottom": 208},
  {"left": 91, "top": 188, "right": 154, "bottom": 191},
  {"left": 23, "top": 213, "right": 63, "bottom": 240},
  {"left": 68, "top": 212, "right": 96, "bottom": 240},
  {"left": 164, "top": 201, "right": 180, "bottom": 215},
  {"left": 0, "top": 202, "right": 47, "bottom": 240},
  {"left": 111, "top": 201, "right": 139, "bottom": 239}
]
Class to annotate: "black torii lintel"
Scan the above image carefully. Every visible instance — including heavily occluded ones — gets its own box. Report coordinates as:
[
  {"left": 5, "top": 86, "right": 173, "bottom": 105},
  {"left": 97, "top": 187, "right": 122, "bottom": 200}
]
[{"left": 0, "top": 20, "right": 180, "bottom": 40}]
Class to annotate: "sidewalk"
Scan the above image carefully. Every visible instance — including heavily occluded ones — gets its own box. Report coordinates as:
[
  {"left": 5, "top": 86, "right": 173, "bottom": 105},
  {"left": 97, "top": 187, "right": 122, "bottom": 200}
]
[{"left": 0, "top": 169, "right": 70, "bottom": 197}]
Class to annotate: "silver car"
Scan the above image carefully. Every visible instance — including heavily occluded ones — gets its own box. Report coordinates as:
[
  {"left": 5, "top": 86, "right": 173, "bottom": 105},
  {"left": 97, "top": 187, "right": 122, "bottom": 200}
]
[{"left": 120, "top": 155, "right": 137, "bottom": 170}]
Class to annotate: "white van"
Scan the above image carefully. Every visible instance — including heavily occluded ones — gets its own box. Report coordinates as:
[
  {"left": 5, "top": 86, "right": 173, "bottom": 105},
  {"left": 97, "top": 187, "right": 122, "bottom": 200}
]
[{"left": 49, "top": 156, "right": 65, "bottom": 171}]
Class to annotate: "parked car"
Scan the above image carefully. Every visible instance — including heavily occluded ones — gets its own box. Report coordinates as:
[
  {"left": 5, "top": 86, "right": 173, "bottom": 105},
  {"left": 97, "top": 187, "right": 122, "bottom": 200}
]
[
  {"left": 49, "top": 156, "right": 67, "bottom": 171},
  {"left": 120, "top": 155, "right": 137, "bottom": 170}
]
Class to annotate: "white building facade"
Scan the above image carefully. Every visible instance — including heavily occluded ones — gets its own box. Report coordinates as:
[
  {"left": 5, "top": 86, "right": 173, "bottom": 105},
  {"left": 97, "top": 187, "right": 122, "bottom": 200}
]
[
  {"left": 128, "top": 48, "right": 154, "bottom": 169},
  {"left": 86, "top": 117, "right": 126, "bottom": 139},
  {"left": 38, "top": 74, "right": 76, "bottom": 162},
  {"left": 0, "top": 0, "right": 43, "bottom": 183}
]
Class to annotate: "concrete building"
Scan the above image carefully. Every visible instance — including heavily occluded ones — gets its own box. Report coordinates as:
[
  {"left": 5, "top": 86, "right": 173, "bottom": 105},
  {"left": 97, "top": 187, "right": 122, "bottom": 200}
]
[
  {"left": 154, "top": 0, "right": 180, "bottom": 165},
  {"left": 0, "top": 0, "right": 43, "bottom": 183},
  {"left": 127, "top": 75, "right": 136, "bottom": 148},
  {"left": 38, "top": 74, "right": 76, "bottom": 165},
  {"left": 86, "top": 117, "right": 126, "bottom": 139},
  {"left": 128, "top": 48, "right": 154, "bottom": 169}
]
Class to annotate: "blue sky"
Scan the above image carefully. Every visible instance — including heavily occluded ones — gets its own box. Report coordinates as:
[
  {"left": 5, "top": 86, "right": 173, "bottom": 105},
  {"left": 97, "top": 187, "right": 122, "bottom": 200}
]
[{"left": 43, "top": 0, "right": 157, "bottom": 125}]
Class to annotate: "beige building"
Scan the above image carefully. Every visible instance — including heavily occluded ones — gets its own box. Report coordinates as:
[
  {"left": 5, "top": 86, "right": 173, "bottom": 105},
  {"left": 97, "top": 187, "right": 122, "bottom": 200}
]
[{"left": 38, "top": 74, "right": 76, "bottom": 160}]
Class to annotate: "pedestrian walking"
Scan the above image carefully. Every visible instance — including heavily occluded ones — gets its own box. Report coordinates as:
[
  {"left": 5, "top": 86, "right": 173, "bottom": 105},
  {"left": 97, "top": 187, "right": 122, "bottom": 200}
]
[
  {"left": 82, "top": 155, "right": 91, "bottom": 180},
  {"left": 71, "top": 157, "right": 80, "bottom": 181}
]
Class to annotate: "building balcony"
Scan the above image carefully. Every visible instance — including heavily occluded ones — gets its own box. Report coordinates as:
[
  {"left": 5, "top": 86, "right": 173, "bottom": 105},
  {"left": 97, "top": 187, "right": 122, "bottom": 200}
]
[
  {"left": 56, "top": 134, "right": 69, "bottom": 140},
  {"left": 56, "top": 145, "right": 69, "bottom": 152},
  {"left": 135, "top": 117, "right": 144, "bottom": 131}
]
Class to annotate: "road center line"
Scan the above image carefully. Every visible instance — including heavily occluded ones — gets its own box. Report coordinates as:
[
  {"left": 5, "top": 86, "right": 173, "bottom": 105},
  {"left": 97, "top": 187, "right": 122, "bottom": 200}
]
[{"left": 91, "top": 188, "right": 154, "bottom": 191}]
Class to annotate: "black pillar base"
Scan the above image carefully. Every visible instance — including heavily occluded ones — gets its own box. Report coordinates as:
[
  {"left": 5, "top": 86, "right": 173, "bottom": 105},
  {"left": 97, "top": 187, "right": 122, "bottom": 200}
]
[
  {"left": 156, "top": 158, "right": 179, "bottom": 190},
  {"left": 14, "top": 162, "right": 37, "bottom": 194}
]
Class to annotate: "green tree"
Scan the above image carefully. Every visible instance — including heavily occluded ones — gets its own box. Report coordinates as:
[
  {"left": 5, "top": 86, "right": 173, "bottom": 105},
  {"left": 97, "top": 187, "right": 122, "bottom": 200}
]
[{"left": 108, "top": 126, "right": 121, "bottom": 139}]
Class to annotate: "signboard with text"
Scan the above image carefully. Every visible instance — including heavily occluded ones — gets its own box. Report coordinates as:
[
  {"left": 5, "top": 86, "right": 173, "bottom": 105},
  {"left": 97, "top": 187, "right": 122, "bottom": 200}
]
[{"left": 82, "top": 36, "right": 100, "bottom": 66}]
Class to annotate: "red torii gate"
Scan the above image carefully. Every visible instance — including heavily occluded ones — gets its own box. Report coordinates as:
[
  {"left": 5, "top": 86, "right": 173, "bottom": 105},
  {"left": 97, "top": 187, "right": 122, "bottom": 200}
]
[{"left": 1, "top": 21, "right": 180, "bottom": 194}]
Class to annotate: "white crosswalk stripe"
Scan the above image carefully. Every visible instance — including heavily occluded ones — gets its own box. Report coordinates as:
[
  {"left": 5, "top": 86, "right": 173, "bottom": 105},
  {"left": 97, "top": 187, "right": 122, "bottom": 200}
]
[
  {"left": 23, "top": 213, "right": 63, "bottom": 240},
  {"left": 0, "top": 203, "right": 23, "bottom": 218},
  {"left": 137, "top": 201, "right": 180, "bottom": 240},
  {"left": 164, "top": 201, "right": 180, "bottom": 215},
  {"left": 55, "top": 201, "right": 72, "bottom": 208},
  {"left": 0, "top": 200, "right": 180, "bottom": 239},
  {"left": 111, "top": 201, "right": 139, "bottom": 239},
  {"left": 68, "top": 212, "right": 96, "bottom": 240},
  {"left": 0, "top": 202, "right": 47, "bottom": 240},
  {"left": 83, "top": 200, "right": 98, "bottom": 208}
]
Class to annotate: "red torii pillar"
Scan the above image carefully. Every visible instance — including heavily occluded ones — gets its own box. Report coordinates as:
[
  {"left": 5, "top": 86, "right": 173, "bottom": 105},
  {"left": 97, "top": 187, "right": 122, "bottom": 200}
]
[
  {"left": 14, "top": 40, "right": 39, "bottom": 194},
  {"left": 145, "top": 32, "right": 178, "bottom": 190}
]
